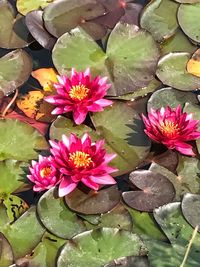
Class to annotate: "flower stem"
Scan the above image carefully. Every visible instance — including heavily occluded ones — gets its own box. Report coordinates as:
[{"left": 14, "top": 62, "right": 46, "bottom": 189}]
[
  {"left": 180, "top": 225, "right": 199, "bottom": 267},
  {"left": 1, "top": 89, "right": 19, "bottom": 118}
]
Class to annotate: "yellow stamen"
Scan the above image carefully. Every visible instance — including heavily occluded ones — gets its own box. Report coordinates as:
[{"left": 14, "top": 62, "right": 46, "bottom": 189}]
[
  {"left": 40, "top": 167, "right": 52, "bottom": 177},
  {"left": 69, "top": 84, "right": 89, "bottom": 101},
  {"left": 69, "top": 151, "right": 92, "bottom": 168},
  {"left": 159, "top": 120, "right": 179, "bottom": 137}
]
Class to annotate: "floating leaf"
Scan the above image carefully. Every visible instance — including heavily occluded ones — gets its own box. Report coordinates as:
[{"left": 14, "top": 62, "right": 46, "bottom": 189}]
[
  {"left": 147, "top": 87, "right": 198, "bottom": 111},
  {"left": 37, "top": 187, "right": 86, "bottom": 239},
  {"left": 17, "top": 0, "right": 54, "bottom": 15},
  {"left": 182, "top": 193, "right": 200, "bottom": 230},
  {"left": 123, "top": 170, "right": 175, "bottom": 212},
  {"left": 104, "top": 256, "right": 150, "bottom": 267},
  {"left": 0, "top": 50, "right": 32, "bottom": 95},
  {"left": 52, "top": 23, "right": 160, "bottom": 96},
  {"left": 0, "top": 233, "right": 14, "bottom": 267},
  {"left": 17, "top": 90, "right": 55, "bottom": 122},
  {"left": 25, "top": 11, "right": 56, "bottom": 50},
  {"left": 0, "top": 160, "right": 28, "bottom": 197},
  {"left": 1, "top": 207, "right": 45, "bottom": 259},
  {"left": 187, "top": 48, "right": 200, "bottom": 77},
  {"left": 65, "top": 186, "right": 121, "bottom": 215},
  {"left": 178, "top": 3, "right": 200, "bottom": 43},
  {"left": 140, "top": 0, "right": 179, "bottom": 42},
  {"left": 156, "top": 52, "right": 200, "bottom": 91},
  {"left": 43, "top": 0, "right": 106, "bottom": 39},
  {"left": 31, "top": 68, "right": 58, "bottom": 92},
  {"left": 0, "top": 0, "right": 32, "bottom": 49},
  {"left": 0, "top": 119, "right": 48, "bottom": 161},
  {"left": 120, "top": 3, "right": 143, "bottom": 25},
  {"left": 160, "top": 28, "right": 197, "bottom": 55},
  {"left": 57, "top": 228, "right": 147, "bottom": 267}
]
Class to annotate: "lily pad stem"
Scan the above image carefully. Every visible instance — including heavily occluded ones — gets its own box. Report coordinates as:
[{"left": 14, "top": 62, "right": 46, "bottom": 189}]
[{"left": 1, "top": 89, "right": 19, "bottom": 118}]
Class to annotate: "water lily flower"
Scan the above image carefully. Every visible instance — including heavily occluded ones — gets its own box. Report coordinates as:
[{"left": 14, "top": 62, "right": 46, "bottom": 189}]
[
  {"left": 27, "top": 156, "right": 60, "bottom": 192},
  {"left": 50, "top": 133, "right": 117, "bottom": 197},
  {"left": 142, "top": 105, "right": 200, "bottom": 156},
  {"left": 45, "top": 68, "right": 113, "bottom": 125}
]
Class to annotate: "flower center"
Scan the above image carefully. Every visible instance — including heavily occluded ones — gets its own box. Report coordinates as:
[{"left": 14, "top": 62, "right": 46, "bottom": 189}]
[
  {"left": 69, "top": 84, "right": 89, "bottom": 101},
  {"left": 69, "top": 151, "right": 92, "bottom": 168},
  {"left": 159, "top": 120, "right": 179, "bottom": 138},
  {"left": 40, "top": 167, "right": 52, "bottom": 178}
]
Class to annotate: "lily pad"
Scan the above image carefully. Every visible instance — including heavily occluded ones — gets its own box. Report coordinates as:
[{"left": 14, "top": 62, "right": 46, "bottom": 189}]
[
  {"left": 178, "top": 3, "right": 200, "bottom": 43},
  {"left": 37, "top": 187, "right": 86, "bottom": 239},
  {"left": 65, "top": 186, "right": 121, "bottom": 215},
  {"left": 0, "top": 233, "right": 14, "bottom": 267},
  {"left": 123, "top": 170, "right": 175, "bottom": 212},
  {"left": 147, "top": 87, "right": 198, "bottom": 111},
  {"left": 43, "top": 0, "right": 106, "bottom": 39},
  {"left": 0, "top": 160, "right": 28, "bottom": 197},
  {"left": 104, "top": 256, "right": 150, "bottom": 267},
  {"left": 2, "top": 207, "right": 45, "bottom": 259},
  {"left": 25, "top": 11, "right": 56, "bottom": 50},
  {"left": 17, "top": 0, "right": 54, "bottom": 15},
  {"left": 140, "top": 0, "right": 179, "bottom": 42},
  {"left": 182, "top": 193, "right": 200, "bottom": 230},
  {"left": 0, "top": 119, "right": 48, "bottom": 161},
  {"left": 52, "top": 23, "right": 160, "bottom": 96},
  {"left": 156, "top": 52, "right": 200, "bottom": 90},
  {"left": 0, "top": 0, "right": 32, "bottom": 49},
  {"left": 0, "top": 50, "right": 32, "bottom": 95},
  {"left": 57, "top": 228, "right": 147, "bottom": 267},
  {"left": 91, "top": 101, "right": 151, "bottom": 175}
]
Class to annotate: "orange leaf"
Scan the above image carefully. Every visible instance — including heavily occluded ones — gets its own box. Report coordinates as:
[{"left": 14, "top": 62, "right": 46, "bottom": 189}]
[
  {"left": 16, "top": 90, "right": 55, "bottom": 122},
  {"left": 187, "top": 49, "right": 200, "bottom": 78},
  {"left": 31, "top": 68, "right": 58, "bottom": 92}
]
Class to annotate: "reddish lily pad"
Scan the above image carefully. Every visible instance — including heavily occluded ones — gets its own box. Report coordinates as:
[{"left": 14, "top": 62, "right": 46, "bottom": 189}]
[
  {"left": 122, "top": 170, "right": 175, "bottom": 212},
  {"left": 181, "top": 193, "right": 200, "bottom": 231},
  {"left": 25, "top": 11, "right": 56, "bottom": 50},
  {"left": 65, "top": 185, "right": 121, "bottom": 215}
]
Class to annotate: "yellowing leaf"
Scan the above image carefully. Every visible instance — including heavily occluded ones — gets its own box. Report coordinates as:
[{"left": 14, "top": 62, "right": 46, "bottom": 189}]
[
  {"left": 187, "top": 49, "right": 200, "bottom": 78},
  {"left": 31, "top": 68, "right": 58, "bottom": 92},
  {"left": 17, "top": 90, "right": 55, "bottom": 122}
]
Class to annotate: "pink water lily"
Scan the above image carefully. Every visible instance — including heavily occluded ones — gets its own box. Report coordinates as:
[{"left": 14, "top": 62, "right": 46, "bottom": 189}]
[
  {"left": 142, "top": 105, "right": 200, "bottom": 156},
  {"left": 27, "top": 156, "right": 60, "bottom": 192},
  {"left": 50, "top": 133, "right": 118, "bottom": 197},
  {"left": 45, "top": 68, "right": 113, "bottom": 125}
]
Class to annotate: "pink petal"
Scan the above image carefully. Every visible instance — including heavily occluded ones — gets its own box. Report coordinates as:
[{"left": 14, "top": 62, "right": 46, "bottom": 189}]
[
  {"left": 174, "top": 142, "right": 195, "bottom": 156},
  {"left": 94, "top": 99, "right": 113, "bottom": 107},
  {"left": 58, "top": 177, "right": 77, "bottom": 197},
  {"left": 73, "top": 109, "right": 88, "bottom": 125},
  {"left": 81, "top": 177, "right": 99, "bottom": 190},
  {"left": 89, "top": 174, "right": 116, "bottom": 185},
  {"left": 62, "top": 134, "right": 70, "bottom": 149},
  {"left": 52, "top": 107, "right": 65, "bottom": 115}
]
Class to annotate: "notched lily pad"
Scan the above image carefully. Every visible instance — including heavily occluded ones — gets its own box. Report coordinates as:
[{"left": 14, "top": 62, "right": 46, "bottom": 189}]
[
  {"left": 123, "top": 170, "right": 175, "bottom": 212},
  {"left": 0, "top": 50, "right": 32, "bottom": 95},
  {"left": 65, "top": 185, "right": 121, "bottom": 215},
  {"left": 182, "top": 193, "right": 200, "bottom": 231},
  {"left": 37, "top": 187, "right": 86, "bottom": 239},
  {"left": 57, "top": 228, "right": 147, "bottom": 267}
]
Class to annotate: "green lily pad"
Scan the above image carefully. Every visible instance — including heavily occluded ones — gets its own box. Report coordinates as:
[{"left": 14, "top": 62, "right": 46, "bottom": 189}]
[
  {"left": 15, "top": 232, "right": 66, "bottom": 267},
  {"left": 182, "top": 193, "right": 200, "bottom": 230},
  {"left": 0, "top": 160, "right": 28, "bottom": 197},
  {"left": 140, "top": 0, "right": 179, "bottom": 42},
  {"left": 2, "top": 207, "right": 45, "bottom": 259},
  {"left": 91, "top": 101, "right": 151, "bottom": 175},
  {"left": 17, "top": 0, "right": 54, "bottom": 15},
  {"left": 104, "top": 256, "right": 150, "bottom": 267},
  {"left": 52, "top": 23, "right": 160, "bottom": 96},
  {"left": 0, "top": 119, "right": 48, "bottom": 161},
  {"left": 178, "top": 3, "right": 200, "bottom": 43},
  {"left": 147, "top": 87, "right": 198, "bottom": 111},
  {"left": 0, "top": 204, "right": 9, "bottom": 229},
  {"left": 156, "top": 52, "right": 200, "bottom": 90},
  {"left": 0, "top": 0, "right": 32, "bottom": 49},
  {"left": 0, "top": 50, "right": 32, "bottom": 95},
  {"left": 65, "top": 186, "right": 121, "bottom": 215},
  {"left": 43, "top": 0, "right": 106, "bottom": 39},
  {"left": 37, "top": 187, "right": 86, "bottom": 239},
  {"left": 57, "top": 228, "right": 147, "bottom": 267},
  {"left": 0, "top": 233, "right": 14, "bottom": 267},
  {"left": 160, "top": 28, "right": 197, "bottom": 55}
]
